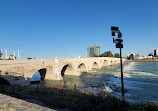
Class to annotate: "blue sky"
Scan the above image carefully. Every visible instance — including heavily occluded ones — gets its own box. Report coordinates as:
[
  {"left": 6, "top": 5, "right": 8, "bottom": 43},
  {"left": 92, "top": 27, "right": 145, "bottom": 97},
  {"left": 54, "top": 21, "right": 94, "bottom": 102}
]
[{"left": 0, "top": 0, "right": 158, "bottom": 59}]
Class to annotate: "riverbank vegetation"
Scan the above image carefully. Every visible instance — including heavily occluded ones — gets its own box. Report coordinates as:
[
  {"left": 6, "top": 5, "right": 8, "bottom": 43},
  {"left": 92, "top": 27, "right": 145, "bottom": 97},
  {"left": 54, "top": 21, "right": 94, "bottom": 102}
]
[
  {"left": 93, "top": 51, "right": 120, "bottom": 58},
  {"left": 0, "top": 85, "right": 157, "bottom": 111}
]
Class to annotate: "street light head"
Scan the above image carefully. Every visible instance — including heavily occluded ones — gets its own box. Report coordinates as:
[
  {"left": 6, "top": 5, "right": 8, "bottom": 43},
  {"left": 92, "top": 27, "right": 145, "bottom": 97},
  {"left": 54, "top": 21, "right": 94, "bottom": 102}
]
[
  {"left": 111, "top": 26, "right": 119, "bottom": 31},
  {"left": 118, "top": 32, "right": 122, "bottom": 38},
  {"left": 116, "top": 43, "right": 123, "bottom": 48},
  {"left": 112, "top": 32, "right": 115, "bottom": 36},
  {"left": 116, "top": 39, "right": 123, "bottom": 42},
  {"left": 113, "top": 38, "right": 115, "bottom": 43},
  {"left": 115, "top": 27, "right": 119, "bottom": 31},
  {"left": 111, "top": 26, "right": 115, "bottom": 31}
]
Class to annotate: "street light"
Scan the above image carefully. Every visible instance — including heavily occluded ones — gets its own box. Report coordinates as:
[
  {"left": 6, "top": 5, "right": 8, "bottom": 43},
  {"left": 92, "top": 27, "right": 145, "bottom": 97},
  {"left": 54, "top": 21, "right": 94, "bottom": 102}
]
[{"left": 111, "top": 26, "right": 125, "bottom": 100}]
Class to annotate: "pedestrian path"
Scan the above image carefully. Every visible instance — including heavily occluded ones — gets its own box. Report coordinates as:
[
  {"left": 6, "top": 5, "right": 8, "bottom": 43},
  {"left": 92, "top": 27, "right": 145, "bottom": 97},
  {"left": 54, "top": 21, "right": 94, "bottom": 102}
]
[{"left": 0, "top": 93, "right": 57, "bottom": 111}]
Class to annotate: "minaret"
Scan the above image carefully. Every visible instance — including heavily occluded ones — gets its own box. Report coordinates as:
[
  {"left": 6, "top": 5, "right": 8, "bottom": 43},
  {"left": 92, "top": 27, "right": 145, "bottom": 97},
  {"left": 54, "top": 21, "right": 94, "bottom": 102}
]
[
  {"left": 14, "top": 50, "right": 15, "bottom": 57},
  {"left": 5, "top": 49, "right": 7, "bottom": 59},
  {"left": 18, "top": 49, "right": 20, "bottom": 60}
]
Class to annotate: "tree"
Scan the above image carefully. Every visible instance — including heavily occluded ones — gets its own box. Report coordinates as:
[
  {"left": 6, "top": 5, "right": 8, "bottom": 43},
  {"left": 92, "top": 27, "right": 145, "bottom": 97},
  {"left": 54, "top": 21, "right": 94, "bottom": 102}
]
[
  {"left": 107, "top": 51, "right": 113, "bottom": 57},
  {"left": 0, "top": 52, "right": 2, "bottom": 60},
  {"left": 0, "top": 53, "right": 2, "bottom": 58},
  {"left": 99, "top": 51, "right": 113, "bottom": 57},
  {"left": 93, "top": 54, "right": 99, "bottom": 57},
  {"left": 148, "top": 53, "right": 153, "bottom": 56},
  {"left": 114, "top": 53, "right": 120, "bottom": 58},
  {"left": 100, "top": 52, "right": 107, "bottom": 57}
]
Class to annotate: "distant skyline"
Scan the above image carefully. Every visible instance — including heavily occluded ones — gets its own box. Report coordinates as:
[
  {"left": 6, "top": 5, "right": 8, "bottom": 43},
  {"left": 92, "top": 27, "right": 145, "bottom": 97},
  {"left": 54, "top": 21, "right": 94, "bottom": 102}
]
[{"left": 0, "top": 0, "right": 158, "bottom": 59}]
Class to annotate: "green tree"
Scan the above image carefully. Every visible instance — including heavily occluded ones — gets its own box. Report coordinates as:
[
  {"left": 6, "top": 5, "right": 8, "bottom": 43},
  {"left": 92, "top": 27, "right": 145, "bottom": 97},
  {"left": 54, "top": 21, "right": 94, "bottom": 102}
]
[
  {"left": 0, "top": 54, "right": 1, "bottom": 57},
  {"left": 107, "top": 51, "right": 113, "bottom": 57},
  {"left": 100, "top": 52, "right": 107, "bottom": 57},
  {"left": 0, "top": 52, "right": 2, "bottom": 60},
  {"left": 148, "top": 53, "right": 153, "bottom": 56},
  {"left": 114, "top": 53, "right": 120, "bottom": 58},
  {"left": 99, "top": 51, "right": 113, "bottom": 57},
  {"left": 93, "top": 54, "right": 99, "bottom": 57}
]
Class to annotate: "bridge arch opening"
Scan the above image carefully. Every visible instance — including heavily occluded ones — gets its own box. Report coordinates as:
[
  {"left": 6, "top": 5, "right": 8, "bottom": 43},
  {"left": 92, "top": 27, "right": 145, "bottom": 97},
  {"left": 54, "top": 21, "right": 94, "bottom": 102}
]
[
  {"left": 61, "top": 64, "right": 74, "bottom": 77},
  {"left": 102, "top": 60, "right": 108, "bottom": 67},
  {"left": 92, "top": 62, "right": 99, "bottom": 70},
  {"left": 38, "top": 68, "right": 47, "bottom": 80},
  {"left": 110, "top": 61, "right": 113, "bottom": 65},
  {"left": 0, "top": 77, "right": 11, "bottom": 85},
  {"left": 78, "top": 63, "right": 86, "bottom": 73},
  {"left": 30, "top": 68, "right": 47, "bottom": 85}
]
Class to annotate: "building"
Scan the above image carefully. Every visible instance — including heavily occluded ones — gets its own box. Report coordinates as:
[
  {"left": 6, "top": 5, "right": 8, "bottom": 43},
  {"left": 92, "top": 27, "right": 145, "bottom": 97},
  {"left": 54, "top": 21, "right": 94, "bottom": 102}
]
[
  {"left": 93, "top": 44, "right": 100, "bottom": 56},
  {"left": 0, "top": 49, "right": 20, "bottom": 60},
  {"left": 87, "top": 44, "right": 100, "bottom": 57},
  {"left": 5, "top": 55, "right": 16, "bottom": 60},
  {"left": 127, "top": 53, "right": 139, "bottom": 59},
  {"left": 87, "top": 46, "right": 94, "bottom": 57},
  {"left": 135, "top": 54, "right": 139, "bottom": 58},
  {"left": 154, "top": 49, "right": 158, "bottom": 57}
]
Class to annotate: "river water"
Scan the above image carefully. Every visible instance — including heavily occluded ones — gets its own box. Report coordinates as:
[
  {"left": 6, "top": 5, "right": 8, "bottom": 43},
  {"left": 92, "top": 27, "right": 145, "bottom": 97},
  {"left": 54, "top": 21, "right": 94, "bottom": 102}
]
[{"left": 32, "top": 62, "right": 158, "bottom": 103}]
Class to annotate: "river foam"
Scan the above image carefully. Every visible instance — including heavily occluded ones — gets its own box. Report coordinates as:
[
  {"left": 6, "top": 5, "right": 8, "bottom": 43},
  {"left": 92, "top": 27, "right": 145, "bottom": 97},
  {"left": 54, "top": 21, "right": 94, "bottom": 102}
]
[
  {"left": 112, "top": 62, "right": 135, "bottom": 78},
  {"left": 131, "top": 71, "right": 158, "bottom": 77},
  {"left": 123, "top": 62, "right": 135, "bottom": 71}
]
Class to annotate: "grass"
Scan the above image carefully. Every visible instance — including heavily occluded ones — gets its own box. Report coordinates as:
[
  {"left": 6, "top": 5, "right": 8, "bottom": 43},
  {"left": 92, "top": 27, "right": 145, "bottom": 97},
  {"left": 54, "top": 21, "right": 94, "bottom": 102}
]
[
  {"left": 130, "top": 103, "right": 158, "bottom": 111},
  {"left": 0, "top": 85, "right": 157, "bottom": 111}
]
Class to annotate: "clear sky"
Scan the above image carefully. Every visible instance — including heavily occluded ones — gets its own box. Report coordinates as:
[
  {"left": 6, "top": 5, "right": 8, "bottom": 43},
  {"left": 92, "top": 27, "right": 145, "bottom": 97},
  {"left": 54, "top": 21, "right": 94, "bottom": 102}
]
[{"left": 0, "top": 0, "right": 158, "bottom": 59}]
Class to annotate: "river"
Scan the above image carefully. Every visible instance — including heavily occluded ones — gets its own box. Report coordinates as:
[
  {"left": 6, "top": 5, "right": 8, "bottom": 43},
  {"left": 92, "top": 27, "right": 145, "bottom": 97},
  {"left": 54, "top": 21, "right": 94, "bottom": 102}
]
[{"left": 31, "top": 62, "right": 158, "bottom": 103}]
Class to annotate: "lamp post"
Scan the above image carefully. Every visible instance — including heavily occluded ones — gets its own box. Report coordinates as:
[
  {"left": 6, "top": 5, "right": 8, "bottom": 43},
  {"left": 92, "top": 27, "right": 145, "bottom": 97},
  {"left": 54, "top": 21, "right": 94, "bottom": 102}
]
[{"left": 111, "top": 26, "right": 124, "bottom": 100}]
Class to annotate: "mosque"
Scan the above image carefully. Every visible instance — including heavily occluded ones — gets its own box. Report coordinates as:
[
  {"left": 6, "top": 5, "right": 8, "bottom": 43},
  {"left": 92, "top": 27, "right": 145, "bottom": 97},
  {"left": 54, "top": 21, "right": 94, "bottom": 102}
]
[{"left": 0, "top": 49, "right": 20, "bottom": 60}]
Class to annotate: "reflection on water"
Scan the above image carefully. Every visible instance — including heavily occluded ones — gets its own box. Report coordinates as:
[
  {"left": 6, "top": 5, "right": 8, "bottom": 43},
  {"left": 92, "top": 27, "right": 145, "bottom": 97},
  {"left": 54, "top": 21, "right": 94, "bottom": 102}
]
[
  {"left": 41, "top": 76, "right": 83, "bottom": 89},
  {"left": 31, "top": 62, "right": 158, "bottom": 103},
  {"left": 40, "top": 67, "right": 121, "bottom": 94}
]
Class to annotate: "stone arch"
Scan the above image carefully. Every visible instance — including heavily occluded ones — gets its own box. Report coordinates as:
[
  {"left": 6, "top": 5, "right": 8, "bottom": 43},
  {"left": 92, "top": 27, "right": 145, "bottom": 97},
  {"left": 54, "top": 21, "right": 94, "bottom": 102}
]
[
  {"left": 102, "top": 60, "right": 108, "bottom": 67},
  {"left": 92, "top": 62, "right": 99, "bottom": 70},
  {"left": 0, "top": 77, "right": 11, "bottom": 85},
  {"left": 61, "top": 64, "right": 74, "bottom": 77},
  {"left": 78, "top": 63, "right": 87, "bottom": 73},
  {"left": 30, "top": 68, "right": 47, "bottom": 84},
  {"left": 110, "top": 60, "right": 113, "bottom": 65},
  {"left": 38, "top": 68, "right": 47, "bottom": 80}
]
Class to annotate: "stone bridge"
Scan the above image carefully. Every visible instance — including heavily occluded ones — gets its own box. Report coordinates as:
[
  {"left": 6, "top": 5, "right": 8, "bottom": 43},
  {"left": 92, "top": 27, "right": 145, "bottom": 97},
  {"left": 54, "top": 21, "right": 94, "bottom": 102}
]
[{"left": 0, "top": 57, "right": 124, "bottom": 85}]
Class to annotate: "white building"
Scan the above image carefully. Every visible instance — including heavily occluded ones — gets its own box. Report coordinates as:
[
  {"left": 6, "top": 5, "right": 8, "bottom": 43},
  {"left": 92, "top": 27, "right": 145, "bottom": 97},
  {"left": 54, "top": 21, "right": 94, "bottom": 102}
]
[
  {"left": 154, "top": 49, "right": 158, "bottom": 57},
  {"left": 5, "top": 55, "right": 16, "bottom": 60},
  {"left": 1, "top": 48, "right": 20, "bottom": 60},
  {"left": 87, "top": 44, "right": 100, "bottom": 57},
  {"left": 135, "top": 54, "right": 139, "bottom": 58}
]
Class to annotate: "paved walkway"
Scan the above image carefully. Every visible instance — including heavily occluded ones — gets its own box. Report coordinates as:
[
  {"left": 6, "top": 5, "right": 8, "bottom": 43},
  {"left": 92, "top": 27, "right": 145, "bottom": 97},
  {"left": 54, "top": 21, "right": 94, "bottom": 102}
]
[{"left": 0, "top": 93, "right": 57, "bottom": 111}]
